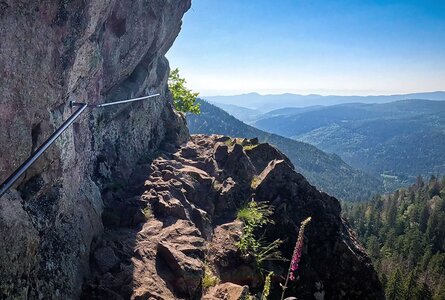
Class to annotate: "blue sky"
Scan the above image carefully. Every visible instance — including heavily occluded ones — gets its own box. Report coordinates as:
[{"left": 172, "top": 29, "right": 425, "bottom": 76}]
[{"left": 166, "top": 0, "right": 445, "bottom": 96}]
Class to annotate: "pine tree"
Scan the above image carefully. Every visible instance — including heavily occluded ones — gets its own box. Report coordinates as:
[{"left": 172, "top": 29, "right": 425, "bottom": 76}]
[
  {"left": 381, "top": 273, "right": 388, "bottom": 290},
  {"left": 419, "top": 205, "right": 430, "bottom": 233},
  {"left": 417, "top": 176, "right": 425, "bottom": 188},
  {"left": 386, "top": 269, "right": 403, "bottom": 300},
  {"left": 402, "top": 270, "right": 418, "bottom": 300},
  {"left": 387, "top": 199, "right": 398, "bottom": 228},
  {"left": 414, "top": 283, "right": 433, "bottom": 300},
  {"left": 433, "top": 284, "right": 445, "bottom": 300}
]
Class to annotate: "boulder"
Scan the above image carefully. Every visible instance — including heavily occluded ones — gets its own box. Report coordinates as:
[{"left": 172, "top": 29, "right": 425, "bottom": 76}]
[
  {"left": 222, "top": 143, "right": 256, "bottom": 182},
  {"left": 245, "top": 143, "right": 294, "bottom": 173},
  {"left": 207, "top": 221, "right": 262, "bottom": 289},
  {"left": 157, "top": 241, "right": 204, "bottom": 297},
  {"left": 203, "top": 283, "right": 249, "bottom": 300}
]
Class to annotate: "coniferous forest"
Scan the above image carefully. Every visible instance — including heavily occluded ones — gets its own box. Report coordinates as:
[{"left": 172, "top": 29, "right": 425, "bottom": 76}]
[{"left": 343, "top": 176, "right": 445, "bottom": 299}]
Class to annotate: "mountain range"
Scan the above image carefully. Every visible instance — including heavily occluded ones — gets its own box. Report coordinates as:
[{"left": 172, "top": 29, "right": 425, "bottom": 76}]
[
  {"left": 251, "top": 100, "right": 445, "bottom": 187},
  {"left": 206, "top": 91, "right": 445, "bottom": 111}
]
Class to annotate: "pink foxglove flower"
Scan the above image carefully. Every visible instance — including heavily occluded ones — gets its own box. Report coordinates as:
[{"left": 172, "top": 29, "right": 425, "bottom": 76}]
[
  {"left": 289, "top": 217, "right": 311, "bottom": 281},
  {"left": 281, "top": 217, "right": 312, "bottom": 300}
]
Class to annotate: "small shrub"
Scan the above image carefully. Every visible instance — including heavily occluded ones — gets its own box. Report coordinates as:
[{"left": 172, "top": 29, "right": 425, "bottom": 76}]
[
  {"left": 142, "top": 206, "right": 152, "bottom": 220},
  {"left": 95, "top": 112, "right": 105, "bottom": 128},
  {"left": 237, "top": 201, "right": 274, "bottom": 227},
  {"left": 202, "top": 265, "right": 219, "bottom": 289},
  {"left": 168, "top": 68, "right": 200, "bottom": 114}
]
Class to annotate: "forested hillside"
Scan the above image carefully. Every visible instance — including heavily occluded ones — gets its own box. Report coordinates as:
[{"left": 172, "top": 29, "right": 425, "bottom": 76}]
[
  {"left": 343, "top": 176, "right": 445, "bottom": 299},
  {"left": 252, "top": 100, "right": 445, "bottom": 189},
  {"left": 187, "top": 99, "right": 383, "bottom": 201}
]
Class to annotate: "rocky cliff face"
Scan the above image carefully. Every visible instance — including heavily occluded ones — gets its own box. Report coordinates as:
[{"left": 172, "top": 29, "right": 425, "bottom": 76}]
[
  {"left": 0, "top": 1, "right": 189, "bottom": 298},
  {"left": 82, "top": 135, "right": 384, "bottom": 299}
]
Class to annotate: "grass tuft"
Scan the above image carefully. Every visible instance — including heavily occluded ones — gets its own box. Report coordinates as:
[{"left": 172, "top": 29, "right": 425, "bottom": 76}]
[
  {"left": 142, "top": 206, "right": 152, "bottom": 220},
  {"left": 202, "top": 265, "right": 219, "bottom": 289},
  {"left": 243, "top": 144, "right": 258, "bottom": 151}
]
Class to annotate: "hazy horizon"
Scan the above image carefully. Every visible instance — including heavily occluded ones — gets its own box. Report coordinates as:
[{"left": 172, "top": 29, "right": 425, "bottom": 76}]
[
  {"left": 202, "top": 91, "right": 445, "bottom": 111},
  {"left": 201, "top": 90, "right": 445, "bottom": 98}
]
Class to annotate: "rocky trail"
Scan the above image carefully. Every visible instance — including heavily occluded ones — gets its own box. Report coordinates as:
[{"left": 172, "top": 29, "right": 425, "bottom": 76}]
[{"left": 82, "top": 135, "right": 383, "bottom": 300}]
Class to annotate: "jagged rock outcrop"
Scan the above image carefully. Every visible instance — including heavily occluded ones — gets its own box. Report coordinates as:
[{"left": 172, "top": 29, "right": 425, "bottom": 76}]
[
  {"left": 0, "top": 1, "right": 190, "bottom": 298},
  {"left": 84, "top": 135, "right": 384, "bottom": 299},
  {"left": 203, "top": 283, "right": 249, "bottom": 300}
]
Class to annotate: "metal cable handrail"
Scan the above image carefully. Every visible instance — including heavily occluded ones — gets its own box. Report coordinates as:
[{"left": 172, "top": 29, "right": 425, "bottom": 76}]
[{"left": 0, "top": 93, "right": 160, "bottom": 198}]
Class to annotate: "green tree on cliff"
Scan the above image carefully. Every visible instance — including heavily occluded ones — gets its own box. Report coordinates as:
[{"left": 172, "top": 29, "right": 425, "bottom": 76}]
[{"left": 168, "top": 68, "right": 200, "bottom": 114}]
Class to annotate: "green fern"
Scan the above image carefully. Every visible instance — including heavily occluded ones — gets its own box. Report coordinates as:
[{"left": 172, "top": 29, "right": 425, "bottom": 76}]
[{"left": 236, "top": 201, "right": 283, "bottom": 266}]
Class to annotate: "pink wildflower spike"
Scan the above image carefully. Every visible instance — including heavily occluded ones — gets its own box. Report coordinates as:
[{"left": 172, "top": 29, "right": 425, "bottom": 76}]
[
  {"left": 281, "top": 217, "right": 312, "bottom": 300},
  {"left": 289, "top": 217, "right": 311, "bottom": 280}
]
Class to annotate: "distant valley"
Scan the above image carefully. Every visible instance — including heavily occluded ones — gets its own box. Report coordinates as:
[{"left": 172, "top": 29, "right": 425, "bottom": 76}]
[
  {"left": 205, "top": 94, "right": 445, "bottom": 190},
  {"left": 252, "top": 100, "right": 445, "bottom": 187}
]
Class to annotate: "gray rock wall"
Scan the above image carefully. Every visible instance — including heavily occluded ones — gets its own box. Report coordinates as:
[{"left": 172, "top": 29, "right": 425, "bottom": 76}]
[{"left": 0, "top": 1, "right": 190, "bottom": 298}]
